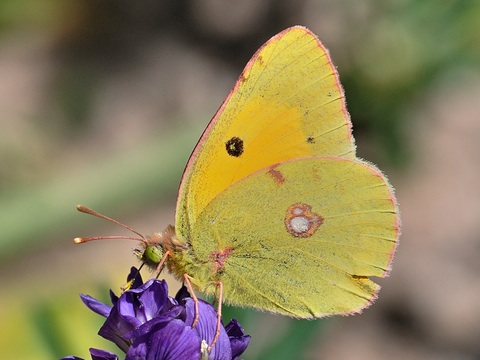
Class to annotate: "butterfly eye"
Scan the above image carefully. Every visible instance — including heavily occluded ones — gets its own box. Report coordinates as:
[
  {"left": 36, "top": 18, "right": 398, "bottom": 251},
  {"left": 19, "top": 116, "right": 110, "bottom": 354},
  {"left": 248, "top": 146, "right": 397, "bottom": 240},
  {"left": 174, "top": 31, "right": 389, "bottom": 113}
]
[{"left": 142, "top": 245, "right": 163, "bottom": 267}]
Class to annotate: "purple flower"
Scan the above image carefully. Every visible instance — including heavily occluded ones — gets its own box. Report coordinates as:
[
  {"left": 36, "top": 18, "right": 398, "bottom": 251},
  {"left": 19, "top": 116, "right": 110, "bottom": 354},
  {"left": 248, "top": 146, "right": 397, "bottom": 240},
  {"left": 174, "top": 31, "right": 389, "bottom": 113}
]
[
  {"left": 61, "top": 348, "right": 119, "bottom": 360},
  {"left": 61, "top": 268, "right": 250, "bottom": 360}
]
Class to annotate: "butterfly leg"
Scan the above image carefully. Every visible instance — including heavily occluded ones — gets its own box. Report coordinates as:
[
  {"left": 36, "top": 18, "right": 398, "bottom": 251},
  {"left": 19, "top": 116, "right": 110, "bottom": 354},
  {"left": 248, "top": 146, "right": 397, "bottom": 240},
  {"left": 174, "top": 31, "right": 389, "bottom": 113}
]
[
  {"left": 183, "top": 273, "right": 200, "bottom": 327},
  {"left": 208, "top": 281, "right": 223, "bottom": 352},
  {"left": 183, "top": 275, "right": 224, "bottom": 352},
  {"left": 154, "top": 250, "right": 172, "bottom": 277}
]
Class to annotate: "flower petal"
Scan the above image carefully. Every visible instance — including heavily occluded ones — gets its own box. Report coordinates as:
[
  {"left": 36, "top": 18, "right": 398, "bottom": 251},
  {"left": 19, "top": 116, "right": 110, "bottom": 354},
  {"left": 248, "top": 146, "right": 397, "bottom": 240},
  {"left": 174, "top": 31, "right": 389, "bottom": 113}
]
[
  {"left": 80, "top": 294, "right": 111, "bottom": 318},
  {"left": 89, "top": 348, "right": 119, "bottom": 360},
  {"left": 225, "top": 319, "right": 250, "bottom": 359},
  {"left": 184, "top": 299, "right": 232, "bottom": 360},
  {"left": 126, "top": 318, "right": 201, "bottom": 360}
]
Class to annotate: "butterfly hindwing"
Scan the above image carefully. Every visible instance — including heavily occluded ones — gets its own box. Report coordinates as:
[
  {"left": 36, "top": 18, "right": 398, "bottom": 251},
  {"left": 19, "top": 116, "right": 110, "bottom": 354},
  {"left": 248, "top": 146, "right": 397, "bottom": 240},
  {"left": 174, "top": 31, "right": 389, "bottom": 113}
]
[{"left": 186, "top": 156, "right": 399, "bottom": 317}]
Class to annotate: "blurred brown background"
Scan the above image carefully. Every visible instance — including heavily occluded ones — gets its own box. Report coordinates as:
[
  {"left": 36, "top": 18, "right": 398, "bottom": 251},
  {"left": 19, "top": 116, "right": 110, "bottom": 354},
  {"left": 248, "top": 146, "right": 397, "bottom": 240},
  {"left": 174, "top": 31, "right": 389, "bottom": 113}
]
[{"left": 1, "top": 1, "right": 479, "bottom": 359}]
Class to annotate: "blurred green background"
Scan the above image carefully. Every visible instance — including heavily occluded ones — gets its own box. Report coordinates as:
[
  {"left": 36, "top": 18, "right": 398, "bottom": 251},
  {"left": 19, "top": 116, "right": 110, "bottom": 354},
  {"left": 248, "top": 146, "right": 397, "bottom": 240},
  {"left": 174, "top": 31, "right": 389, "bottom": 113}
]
[{"left": 1, "top": 1, "right": 479, "bottom": 359}]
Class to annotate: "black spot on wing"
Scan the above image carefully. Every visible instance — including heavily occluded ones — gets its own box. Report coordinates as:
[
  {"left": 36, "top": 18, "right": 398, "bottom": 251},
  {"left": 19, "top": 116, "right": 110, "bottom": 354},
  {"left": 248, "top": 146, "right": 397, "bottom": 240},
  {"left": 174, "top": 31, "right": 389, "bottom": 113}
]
[{"left": 225, "top": 137, "right": 244, "bottom": 157}]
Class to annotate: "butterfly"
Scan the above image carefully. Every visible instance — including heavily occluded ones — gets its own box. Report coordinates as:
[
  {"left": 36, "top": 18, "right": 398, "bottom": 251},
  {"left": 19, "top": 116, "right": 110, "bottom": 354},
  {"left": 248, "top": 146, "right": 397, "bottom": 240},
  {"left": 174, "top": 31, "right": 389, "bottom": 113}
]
[{"left": 77, "top": 25, "right": 399, "bottom": 322}]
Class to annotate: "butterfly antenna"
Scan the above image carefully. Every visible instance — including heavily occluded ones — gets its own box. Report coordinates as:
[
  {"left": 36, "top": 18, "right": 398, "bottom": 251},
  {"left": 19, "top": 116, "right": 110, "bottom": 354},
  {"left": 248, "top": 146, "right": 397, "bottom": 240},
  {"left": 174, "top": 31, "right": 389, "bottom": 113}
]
[{"left": 74, "top": 205, "right": 146, "bottom": 244}]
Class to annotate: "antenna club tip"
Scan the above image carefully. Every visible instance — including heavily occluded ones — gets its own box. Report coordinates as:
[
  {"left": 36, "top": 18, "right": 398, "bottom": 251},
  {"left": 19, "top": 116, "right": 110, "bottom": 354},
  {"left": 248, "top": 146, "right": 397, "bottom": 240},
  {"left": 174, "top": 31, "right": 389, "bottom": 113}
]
[
  {"left": 76, "top": 204, "right": 86, "bottom": 211},
  {"left": 73, "top": 237, "right": 84, "bottom": 244}
]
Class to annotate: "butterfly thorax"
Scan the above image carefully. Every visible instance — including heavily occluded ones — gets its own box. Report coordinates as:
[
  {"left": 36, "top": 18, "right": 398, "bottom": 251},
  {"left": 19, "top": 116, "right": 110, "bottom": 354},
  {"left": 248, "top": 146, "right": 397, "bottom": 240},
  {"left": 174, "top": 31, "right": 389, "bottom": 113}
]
[{"left": 142, "top": 225, "right": 213, "bottom": 292}]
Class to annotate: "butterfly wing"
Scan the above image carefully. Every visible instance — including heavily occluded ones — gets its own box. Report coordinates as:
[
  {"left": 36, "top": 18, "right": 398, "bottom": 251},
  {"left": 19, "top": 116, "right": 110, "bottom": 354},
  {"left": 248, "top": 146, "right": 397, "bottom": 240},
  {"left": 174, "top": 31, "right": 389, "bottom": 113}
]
[
  {"left": 187, "top": 157, "right": 399, "bottom": 317},
  {"left": 176, "top": 26, "right": 355, "bottom": 236}
]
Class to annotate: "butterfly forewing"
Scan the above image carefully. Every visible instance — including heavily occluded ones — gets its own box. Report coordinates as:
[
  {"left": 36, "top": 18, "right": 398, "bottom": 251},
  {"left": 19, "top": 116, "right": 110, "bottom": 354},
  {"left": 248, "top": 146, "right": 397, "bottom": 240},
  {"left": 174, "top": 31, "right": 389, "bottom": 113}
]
[{"left": 175, "top": 26, "right": 356, "bottom": 235}]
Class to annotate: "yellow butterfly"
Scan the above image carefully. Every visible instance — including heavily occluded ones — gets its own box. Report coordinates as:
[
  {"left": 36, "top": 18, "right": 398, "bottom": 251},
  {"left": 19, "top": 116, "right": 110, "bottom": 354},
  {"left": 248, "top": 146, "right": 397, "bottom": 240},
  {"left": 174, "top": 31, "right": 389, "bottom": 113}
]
[{"left": 77, "top": 26, "right": 399, "bottom": 319}]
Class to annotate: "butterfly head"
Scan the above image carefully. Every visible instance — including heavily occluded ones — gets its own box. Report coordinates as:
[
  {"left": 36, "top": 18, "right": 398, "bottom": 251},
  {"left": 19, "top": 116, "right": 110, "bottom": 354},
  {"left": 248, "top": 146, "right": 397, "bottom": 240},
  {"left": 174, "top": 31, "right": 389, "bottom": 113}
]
[{"left": 133, "top": 225, "right": 184, "bottom": 271}]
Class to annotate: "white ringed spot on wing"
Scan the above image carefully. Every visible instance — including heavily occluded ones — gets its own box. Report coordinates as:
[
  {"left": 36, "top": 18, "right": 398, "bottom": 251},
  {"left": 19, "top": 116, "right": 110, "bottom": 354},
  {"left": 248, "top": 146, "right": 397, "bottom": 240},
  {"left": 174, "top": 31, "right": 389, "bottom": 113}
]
[{"left": 284, "top": 203, "right": 323, "bottom": 238}]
